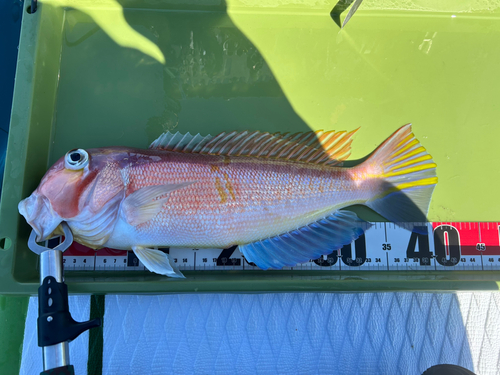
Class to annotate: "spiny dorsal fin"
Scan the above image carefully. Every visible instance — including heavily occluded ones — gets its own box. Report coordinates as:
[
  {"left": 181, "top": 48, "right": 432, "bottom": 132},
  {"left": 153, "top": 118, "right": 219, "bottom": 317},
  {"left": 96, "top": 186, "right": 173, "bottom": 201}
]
[{"left": 149, "top": 129, "right": 359, "bottom": 166}]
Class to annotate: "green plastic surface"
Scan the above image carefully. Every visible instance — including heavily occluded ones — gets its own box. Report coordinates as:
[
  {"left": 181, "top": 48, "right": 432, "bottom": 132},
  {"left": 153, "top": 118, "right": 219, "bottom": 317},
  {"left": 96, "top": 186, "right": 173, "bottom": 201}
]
[
  {"left": 1, "top": 0, "right": 500, "bottom": 294},
  {"left": 0, "top": 296, "right": 29, "bottom": 375}
]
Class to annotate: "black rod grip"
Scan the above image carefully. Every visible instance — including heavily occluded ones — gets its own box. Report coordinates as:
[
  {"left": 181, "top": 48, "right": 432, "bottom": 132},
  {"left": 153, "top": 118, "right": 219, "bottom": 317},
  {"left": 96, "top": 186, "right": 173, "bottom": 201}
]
[{"left": 38, "top": 276, "right": 101, "bottom": 347}]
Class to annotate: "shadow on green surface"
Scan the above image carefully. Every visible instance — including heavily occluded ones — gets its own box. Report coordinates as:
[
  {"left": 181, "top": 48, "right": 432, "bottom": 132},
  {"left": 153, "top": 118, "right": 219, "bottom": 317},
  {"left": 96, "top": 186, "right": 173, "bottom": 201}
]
[
  {"left": 54, "top": 0, "right": 310, "bottom": 152},
  {"left": 0, "top": 0, "right": 23, "bottom": 197}
]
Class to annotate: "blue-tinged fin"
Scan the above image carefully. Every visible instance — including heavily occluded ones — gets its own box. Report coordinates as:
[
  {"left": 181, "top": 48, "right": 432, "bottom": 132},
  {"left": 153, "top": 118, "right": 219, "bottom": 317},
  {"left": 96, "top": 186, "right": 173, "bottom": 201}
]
[{"left": 239, "top": 210, "right": 371, "bottom": 270}]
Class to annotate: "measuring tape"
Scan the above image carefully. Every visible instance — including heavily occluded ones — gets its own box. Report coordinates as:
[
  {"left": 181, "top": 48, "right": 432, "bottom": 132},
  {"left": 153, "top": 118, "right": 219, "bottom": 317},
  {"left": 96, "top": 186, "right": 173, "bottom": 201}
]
[{"left": 60, "top": 222, "right": 500, "bottom": 272}]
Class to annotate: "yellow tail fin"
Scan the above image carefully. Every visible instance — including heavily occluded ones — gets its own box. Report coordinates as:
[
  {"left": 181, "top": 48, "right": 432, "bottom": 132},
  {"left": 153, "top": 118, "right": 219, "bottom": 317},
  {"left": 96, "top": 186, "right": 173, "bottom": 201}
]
[{"left": 363, "top": 124, "right": 437, "bottom": 224}]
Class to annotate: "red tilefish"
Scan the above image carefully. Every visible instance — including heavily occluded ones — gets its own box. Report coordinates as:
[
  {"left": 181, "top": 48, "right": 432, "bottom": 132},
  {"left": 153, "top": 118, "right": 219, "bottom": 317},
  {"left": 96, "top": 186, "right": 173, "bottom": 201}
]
[{"left": 18, "top": 124, "right": 437, "bottom": 277}]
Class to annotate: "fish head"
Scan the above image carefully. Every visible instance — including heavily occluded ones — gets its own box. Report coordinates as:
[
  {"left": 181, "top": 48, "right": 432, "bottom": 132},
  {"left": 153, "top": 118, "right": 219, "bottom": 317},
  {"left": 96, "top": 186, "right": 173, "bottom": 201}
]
[{"left": 18, "top": 148, "right": 125, "bottom": 242}]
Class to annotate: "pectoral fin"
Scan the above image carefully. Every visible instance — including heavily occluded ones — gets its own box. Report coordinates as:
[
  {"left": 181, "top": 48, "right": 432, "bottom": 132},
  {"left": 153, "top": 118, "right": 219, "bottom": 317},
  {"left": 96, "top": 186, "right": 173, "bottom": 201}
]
[
  {"left": 132, "top": 246, "right": 185, "bottom": 278},
  {"left": 122, "top": 182, "right": 195, "bottom": 226}
]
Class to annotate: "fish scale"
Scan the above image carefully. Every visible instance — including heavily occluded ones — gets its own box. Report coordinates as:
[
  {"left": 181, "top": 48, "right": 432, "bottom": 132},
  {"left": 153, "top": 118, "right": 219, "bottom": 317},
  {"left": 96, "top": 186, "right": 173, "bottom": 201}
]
[{"left": 125, "top": 152, "right": 364, "bottom": 248}]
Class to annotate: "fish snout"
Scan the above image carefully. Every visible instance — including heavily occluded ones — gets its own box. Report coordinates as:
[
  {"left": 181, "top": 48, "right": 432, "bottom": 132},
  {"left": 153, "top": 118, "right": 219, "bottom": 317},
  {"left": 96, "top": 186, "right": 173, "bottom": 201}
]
[{"left": 18, "top": 194, "right": 62, "bottom": 242}]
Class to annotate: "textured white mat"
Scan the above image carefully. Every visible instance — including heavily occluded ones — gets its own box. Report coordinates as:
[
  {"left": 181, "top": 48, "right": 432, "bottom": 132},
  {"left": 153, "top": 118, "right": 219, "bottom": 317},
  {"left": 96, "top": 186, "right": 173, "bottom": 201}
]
[{"left": 21, "top": 293, "right": 500, "bottom": 375}]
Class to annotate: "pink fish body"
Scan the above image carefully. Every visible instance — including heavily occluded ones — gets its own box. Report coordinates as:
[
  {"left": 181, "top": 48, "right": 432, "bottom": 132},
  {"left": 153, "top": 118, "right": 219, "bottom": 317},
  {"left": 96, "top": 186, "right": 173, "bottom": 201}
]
[{"left": 19, "top": 125, "right": 437, "bottom": 277}]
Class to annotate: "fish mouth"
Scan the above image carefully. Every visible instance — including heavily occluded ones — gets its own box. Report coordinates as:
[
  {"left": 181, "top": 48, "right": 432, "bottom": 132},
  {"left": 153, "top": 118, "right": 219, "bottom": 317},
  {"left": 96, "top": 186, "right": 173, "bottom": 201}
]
[{"left": 18, "top": 194, "right": 62, "bottom": 242}]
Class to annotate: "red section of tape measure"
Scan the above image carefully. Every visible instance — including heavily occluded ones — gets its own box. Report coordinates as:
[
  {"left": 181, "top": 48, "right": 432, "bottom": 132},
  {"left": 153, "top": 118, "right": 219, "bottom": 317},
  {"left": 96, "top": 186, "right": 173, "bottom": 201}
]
[{"left": 432, "top": 222, "right": 500, "bottom": 256}]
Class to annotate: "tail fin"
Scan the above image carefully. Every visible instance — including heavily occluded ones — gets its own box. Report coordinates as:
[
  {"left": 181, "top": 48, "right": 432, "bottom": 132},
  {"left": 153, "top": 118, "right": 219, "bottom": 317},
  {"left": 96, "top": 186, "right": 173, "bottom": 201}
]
[{"left": 362, "top": 124, "right": 437, "bottom": 225}]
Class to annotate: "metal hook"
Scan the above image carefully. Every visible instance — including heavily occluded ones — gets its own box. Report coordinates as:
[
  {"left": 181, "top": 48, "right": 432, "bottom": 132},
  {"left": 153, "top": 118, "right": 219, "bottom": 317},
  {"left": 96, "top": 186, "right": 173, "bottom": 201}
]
[
  {"left": 28, "top": 222, "right": 73, "bottom": 255},
  {"left": 331, "top": 0, "right": 364, "bottom": 29}
]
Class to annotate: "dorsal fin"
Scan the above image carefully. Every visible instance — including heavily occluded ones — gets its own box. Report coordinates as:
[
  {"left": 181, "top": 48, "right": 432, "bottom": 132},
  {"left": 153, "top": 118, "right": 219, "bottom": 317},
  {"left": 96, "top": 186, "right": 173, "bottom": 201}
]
[{"left": 149, "top": 128, "right": 359, "bottom": 166}]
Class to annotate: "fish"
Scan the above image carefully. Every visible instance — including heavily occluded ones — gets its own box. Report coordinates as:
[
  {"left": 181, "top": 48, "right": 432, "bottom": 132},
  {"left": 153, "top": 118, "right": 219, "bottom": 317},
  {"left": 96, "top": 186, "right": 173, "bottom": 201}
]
[{"left": 18, "top": 124, "right": 437, "bottom": 278}]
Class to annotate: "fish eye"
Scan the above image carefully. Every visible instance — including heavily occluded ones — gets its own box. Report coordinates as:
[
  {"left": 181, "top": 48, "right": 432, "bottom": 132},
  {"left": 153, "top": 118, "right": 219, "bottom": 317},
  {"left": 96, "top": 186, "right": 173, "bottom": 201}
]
[{"left": 65, "top": 149, "right": 89, "bottom": 170}]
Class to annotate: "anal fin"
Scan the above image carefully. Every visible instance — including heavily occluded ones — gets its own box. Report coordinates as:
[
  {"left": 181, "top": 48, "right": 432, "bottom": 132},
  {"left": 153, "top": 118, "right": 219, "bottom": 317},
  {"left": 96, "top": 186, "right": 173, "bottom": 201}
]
[
  {"left": 132, "top": 246, "right": 185, "bottom": 278},
  {"left": 239, "top": 210, "right": 370, "bottom": 270}
]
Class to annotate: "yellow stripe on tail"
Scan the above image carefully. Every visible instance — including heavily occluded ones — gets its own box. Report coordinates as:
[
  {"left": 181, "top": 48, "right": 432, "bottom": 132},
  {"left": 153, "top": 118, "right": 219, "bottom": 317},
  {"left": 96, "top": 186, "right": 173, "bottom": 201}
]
[{"left": 362, "top": 124, "right": 437, "bottom": 223}]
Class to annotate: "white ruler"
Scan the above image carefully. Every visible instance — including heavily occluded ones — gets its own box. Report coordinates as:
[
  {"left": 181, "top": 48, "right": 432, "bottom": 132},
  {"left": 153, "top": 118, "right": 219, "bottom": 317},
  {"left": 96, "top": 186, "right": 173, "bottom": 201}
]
[{"left": 59, "top": 222, "right": 500, "bottom": 272}]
